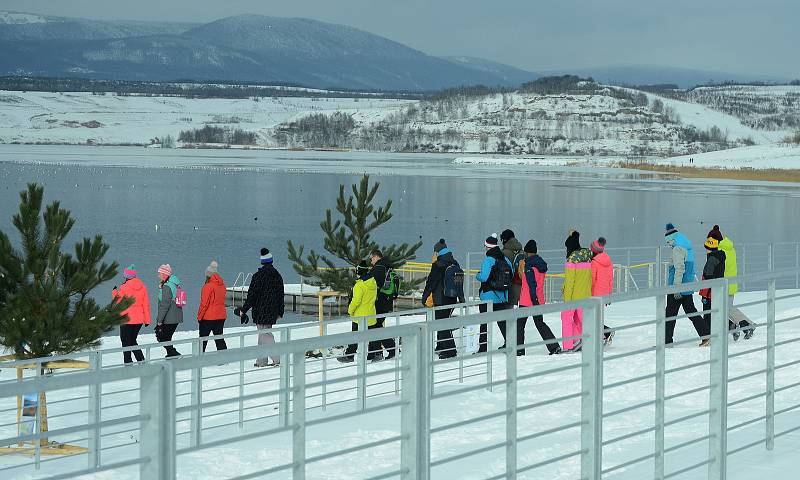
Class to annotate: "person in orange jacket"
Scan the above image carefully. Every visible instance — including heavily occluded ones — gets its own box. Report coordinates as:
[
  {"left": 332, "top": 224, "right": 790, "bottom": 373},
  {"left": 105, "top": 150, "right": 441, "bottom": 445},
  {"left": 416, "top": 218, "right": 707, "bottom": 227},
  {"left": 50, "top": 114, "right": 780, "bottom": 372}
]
[
  {"left": 197, "top": 260, "right": 228, "bottom": 352},
  {"left": 112, "top": 264, "right": 151, "bottom": 364},
  {"left": 590, "top": 238, "right": 615, "bottom": 345}
]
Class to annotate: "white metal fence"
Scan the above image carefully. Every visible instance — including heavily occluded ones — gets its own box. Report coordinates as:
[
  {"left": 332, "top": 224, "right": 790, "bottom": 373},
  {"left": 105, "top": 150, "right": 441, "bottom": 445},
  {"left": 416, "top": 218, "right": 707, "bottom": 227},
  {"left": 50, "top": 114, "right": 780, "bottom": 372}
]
[{"left": 1, "top": 269, "right": 800, "bottom": 479}]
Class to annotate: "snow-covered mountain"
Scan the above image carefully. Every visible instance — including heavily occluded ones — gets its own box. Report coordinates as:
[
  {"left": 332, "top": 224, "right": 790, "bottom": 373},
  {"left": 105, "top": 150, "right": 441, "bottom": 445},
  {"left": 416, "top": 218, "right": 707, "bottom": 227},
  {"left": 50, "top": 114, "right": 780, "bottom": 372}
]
[{"left": 0, "top": 11, "right": 535, "bottom": 90}]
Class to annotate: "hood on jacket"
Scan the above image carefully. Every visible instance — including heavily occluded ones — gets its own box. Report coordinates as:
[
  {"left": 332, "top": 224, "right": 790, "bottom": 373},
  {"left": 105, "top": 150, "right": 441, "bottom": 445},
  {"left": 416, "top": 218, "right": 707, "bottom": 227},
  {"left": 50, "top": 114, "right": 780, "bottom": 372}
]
[
  {"left": 123, "top": 277, "right": 145, "bottom": 291},
  {"left": 435, "top": 251, "right": 456, "bottom": 267},
  {"left": 486, "top": 246, "right": 504, "bottom": 260},
  {"left": 503, "top": 237, "right": 523, "bottom": 253},
  {"left": 206, "top": 273, "right": 224, "bottom": 286},
  {"left": 567, "top": 248, "right": 593, "bottom": 264},
  {"left": 527, "top": 254, "right": 548, "bottom": 273},
  {"left": 592, "top": 251, "right": 612, "bottom": 267},
  {"left": 719, "top": 237, "right": 734, "bottom": 252}
]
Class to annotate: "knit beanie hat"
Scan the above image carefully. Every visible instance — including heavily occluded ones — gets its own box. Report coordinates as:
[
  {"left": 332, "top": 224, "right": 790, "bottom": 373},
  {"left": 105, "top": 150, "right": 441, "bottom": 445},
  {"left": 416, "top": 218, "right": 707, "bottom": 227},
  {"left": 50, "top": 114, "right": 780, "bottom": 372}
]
[
  {"left": 157, "top": 264, "right": 172, "bottom": 277},
  {"left": 524, "top": 239, "right": 538, "bottom": 254},
  {"left": 205, "top": 260, "right": 219, "bottom": 277},
  {"left": 434, "top": 238, "right": 447, "bottom": 253},
  {"left": 707, "top": 225, "right": 724, "bottom": 242},
  {"left": 565, "top": 230, "right": 581, "bottom": 257},
  {"left": 500, "top": 229, "right": 515, "bottom": 245},
  {"left": 704, "top": 237, "right": 720, "bottom": 250},
  {"left": 665, "top": 223, "right": 679, "bottom": 241},
  {"left": 484, "top": 233, "right": 499, "bottom": 248},
  {"left": 123, "top": 264, "right": 137, "bottom": 279},
  {"left": 260, "top": 248, "right": 273, "bottom": 264},
  {"left": 590, "top": 238, "right": 606, "bottom": 255}
]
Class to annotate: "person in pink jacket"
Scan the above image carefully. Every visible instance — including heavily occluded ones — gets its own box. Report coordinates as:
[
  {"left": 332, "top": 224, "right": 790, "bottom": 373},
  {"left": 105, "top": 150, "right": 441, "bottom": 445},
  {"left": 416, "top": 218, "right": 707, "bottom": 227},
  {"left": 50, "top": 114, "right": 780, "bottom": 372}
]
[
  {"left": 590, "top": 238, "right": 615, "bottom": 345},
  {"left": 112, "top": 264, "right": 152, "bottom": 364}
]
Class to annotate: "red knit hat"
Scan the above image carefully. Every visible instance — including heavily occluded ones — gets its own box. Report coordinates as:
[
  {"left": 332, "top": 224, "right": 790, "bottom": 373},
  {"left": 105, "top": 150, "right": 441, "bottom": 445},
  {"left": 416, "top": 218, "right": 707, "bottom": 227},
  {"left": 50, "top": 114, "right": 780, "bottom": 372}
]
[{"left": 590, "top": 238, "right": 605, "bottom": 255}]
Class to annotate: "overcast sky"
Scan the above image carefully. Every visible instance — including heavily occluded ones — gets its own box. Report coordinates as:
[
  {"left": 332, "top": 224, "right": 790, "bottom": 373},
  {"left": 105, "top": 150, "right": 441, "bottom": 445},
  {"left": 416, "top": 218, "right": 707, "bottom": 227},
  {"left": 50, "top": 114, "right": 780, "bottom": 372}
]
[{"left": 5, "top": 0, "right": 798, "bottom": 78}]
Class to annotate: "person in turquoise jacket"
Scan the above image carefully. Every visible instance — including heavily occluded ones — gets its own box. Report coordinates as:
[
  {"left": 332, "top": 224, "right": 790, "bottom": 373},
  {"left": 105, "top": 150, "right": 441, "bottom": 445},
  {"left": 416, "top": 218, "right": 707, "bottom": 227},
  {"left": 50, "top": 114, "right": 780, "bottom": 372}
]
[
  {"left": 664, "top": 224, "right": 710, "bottom": 346},
  {"left": 475, "top": 233, "right": 513, "bottom": 353}
]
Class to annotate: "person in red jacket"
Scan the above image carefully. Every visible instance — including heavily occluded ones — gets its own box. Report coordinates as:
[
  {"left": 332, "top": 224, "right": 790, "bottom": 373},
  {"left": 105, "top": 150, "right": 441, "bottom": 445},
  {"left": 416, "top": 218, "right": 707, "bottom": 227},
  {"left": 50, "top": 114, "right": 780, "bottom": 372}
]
[
  {"left": 197, "top": 260, "right": 228, "bottom": 352},
  {"left": 112, "top": 264, "right": 151, "bottom": 364},
  {"left": 590, "top": 238, "right": 615, "bottom": 345}
]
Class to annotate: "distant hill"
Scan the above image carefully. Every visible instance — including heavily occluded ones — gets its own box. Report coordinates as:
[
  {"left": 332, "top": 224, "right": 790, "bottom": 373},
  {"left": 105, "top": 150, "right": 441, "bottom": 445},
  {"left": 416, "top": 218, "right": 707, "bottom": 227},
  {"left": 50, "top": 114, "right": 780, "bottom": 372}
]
[
  {"left": 547, "top": 65, "right": 791, "bottom": 89},
  {"left": 0, "top": 11, "right": 535, "bottom": 90},
  {"left": 439, "top": 56, "right": 537, "bottom": 85}
]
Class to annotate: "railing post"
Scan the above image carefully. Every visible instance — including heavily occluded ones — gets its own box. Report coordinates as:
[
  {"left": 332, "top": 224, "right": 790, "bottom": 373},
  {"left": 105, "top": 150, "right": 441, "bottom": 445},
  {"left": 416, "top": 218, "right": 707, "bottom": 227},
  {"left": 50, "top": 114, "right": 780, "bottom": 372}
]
[
  {"left": 506, "top": 315, "right": 518, "bottom": 479},
  {"left": 292, "top": 351, "right": 306, "bottom": 480},
  {"left": 322, "top": 320, "right": 329, "bottom": 410},
  {"left": 654, "top": 294, "right": 667, "bottom": 480},
  {"left": 581, "top": 299, "right": 604, "bottom": 480},
  {"left": 426, "top": 308, "right": 436, "bottom": 395},
  {"left": 766, "top": 278, "right": 776, "bottom": 450},
  {"left": 795, "top": 243, "right": 799, "bottom": 289},
  {"left": 238, "top": 332, "right": 245, "bottom": 428},
  {"left": 189, "top": 339, "right": 202, "bottom": 447},
  {"left": 279, "top": 329, "right": 292, "bottom": 426},
  {"left": 486, "top": 302, "right": 494, "bottom": 392},
  {"left": 708, "top": 281, "right": 729, "bottom": 480},
  {"left": 88, "top": 351, "right": 102, "bottom": 469},
  {"left": 357, "top": 317, "right": 368, "bottom": 411},
  {"left": 655, "top": 247, "right": 662, "bottom": 288},
  {"left": 140, "top": 363, "right": 176, "bottom": 480},
  {"left": 395, "top": 312, "right": 402, "bottom": 395},
  {"left": 401, "top": 326, "right": 430, "bottom": 480},
  {"left": 458, "top": 306, "right": 465, "bottom": 383}
]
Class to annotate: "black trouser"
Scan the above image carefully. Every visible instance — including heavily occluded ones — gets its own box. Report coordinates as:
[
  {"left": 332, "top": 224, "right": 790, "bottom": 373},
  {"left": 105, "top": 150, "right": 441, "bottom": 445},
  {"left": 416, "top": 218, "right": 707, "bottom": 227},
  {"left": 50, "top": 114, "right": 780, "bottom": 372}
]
[
  {"left": 375, "top": 306, "right": 397, "bottom": 356},
  {"left": 434, "top": 307, "right": 457, "bottom": 357},
  {"left": 665, "top": 294, "right": 710, "bottom": 344},
  {"left": 531, "top": 314, "right": 560, "bottom": 354},
  {"left": 199, "top": 319, "right": 228, "bottom": 352},
  {"left": 701, "top": 297, "right": 752, "bottom": 335},
  {"left": 499, "top": 315, "right": 528, "bottom": 355},
  {"left": 120, "top": 324, "right": 145, "bottom": 363},
  {"left": 156, "top": 323, "right": 181, "bottom": 357},
  {"left": 477, "top": 302, "right": 511, "bottom": 352},
  {"left": 344, "top": 322, "right": 382, "bottom": 358}
]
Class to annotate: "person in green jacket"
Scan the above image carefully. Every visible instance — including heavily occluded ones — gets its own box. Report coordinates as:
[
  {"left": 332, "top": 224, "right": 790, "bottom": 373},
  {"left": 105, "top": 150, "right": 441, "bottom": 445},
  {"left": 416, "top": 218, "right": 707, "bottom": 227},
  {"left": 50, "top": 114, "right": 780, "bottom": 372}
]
[
  {"left": 708, "top": 226, "right": 755, "bottom": 340},
  {"left": 339, "top": 261, "right": 381, "bottom": 363},
  {"left": 561, "top": 231, "right": 593, "bottom": 352}
]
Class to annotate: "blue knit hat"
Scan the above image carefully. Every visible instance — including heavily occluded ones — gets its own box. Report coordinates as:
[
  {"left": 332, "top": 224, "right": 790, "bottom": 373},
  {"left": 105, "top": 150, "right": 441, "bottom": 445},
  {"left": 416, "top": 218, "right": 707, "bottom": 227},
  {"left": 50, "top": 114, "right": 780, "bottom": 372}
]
[
  {"left": 665, "top": 223, "right": 679, "bottom": 241},
  {"left": 260, "top": 248, "right": 273, "bottom": 264}
]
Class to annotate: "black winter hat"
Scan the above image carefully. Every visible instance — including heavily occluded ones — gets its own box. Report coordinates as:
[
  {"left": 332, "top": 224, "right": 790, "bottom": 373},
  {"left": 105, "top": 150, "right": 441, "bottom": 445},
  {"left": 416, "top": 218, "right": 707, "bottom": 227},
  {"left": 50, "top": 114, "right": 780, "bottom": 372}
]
[
  {"left": 524, "top": 240, "right": 538, "bottom": 254},
  {"left": 484, "top": 233, "right": 499, "bottom": 248},
  {"left": 565, "top": 230, "right": 581, "bottom": 257},
  {"left": 500, "top": 229, "right": 516, "bottom": 244},
  {"left": 434, "top": 238, "right": 447, "bottom": 252},
  {"left": 356, "top": 260, "right": 370, "bottom": 276}
]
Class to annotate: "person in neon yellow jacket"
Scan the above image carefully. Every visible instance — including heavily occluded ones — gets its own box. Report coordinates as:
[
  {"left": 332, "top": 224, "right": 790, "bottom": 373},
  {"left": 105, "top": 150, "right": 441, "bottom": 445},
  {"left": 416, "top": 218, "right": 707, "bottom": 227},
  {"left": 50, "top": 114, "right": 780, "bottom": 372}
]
[
  {"left": 708, "top": 225, "right": 755, "bottom": 340},
  {"left": 562, "top": 231, "right": 593, "bottom": 352},
  {"left": 339, "top": 261, "right": 381, "bottom": 362}
]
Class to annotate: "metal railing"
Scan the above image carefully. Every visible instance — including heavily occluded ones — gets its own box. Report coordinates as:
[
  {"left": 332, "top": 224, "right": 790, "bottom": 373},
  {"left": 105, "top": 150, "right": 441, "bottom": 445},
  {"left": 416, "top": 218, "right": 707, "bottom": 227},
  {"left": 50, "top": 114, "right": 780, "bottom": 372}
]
[{"left": 1, "top": 269, "right": 800, "bottom": 479}]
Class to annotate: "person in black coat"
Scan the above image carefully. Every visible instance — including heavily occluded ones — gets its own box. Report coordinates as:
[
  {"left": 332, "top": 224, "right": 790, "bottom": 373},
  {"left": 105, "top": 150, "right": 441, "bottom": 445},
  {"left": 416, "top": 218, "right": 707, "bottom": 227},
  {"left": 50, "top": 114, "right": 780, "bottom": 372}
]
[
  {"left": 421, "top": 239, "right": 465, "bottom": 359},
  {"left": 238, "top": 248, "right": 285, "bottom": 367},
  {"left": 700, "top": 237, "right": 726, "bottom": 337},
  {"left": 369, "top": 249, "right": 397, "bottom": 359}
]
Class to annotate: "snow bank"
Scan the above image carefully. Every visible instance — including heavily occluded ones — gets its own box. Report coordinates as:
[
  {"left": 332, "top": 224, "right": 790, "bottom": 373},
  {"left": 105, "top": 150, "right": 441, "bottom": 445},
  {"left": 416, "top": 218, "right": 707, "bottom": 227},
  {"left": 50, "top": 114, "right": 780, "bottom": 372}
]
[{"left": 657, "top": 144, "right": 800, "bottom": 170}]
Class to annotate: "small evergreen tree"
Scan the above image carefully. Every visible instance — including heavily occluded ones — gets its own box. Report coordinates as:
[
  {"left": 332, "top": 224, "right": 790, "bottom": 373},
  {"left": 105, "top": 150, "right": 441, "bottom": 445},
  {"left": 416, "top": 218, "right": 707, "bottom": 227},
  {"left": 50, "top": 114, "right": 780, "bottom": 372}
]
[
  {"left": 0, "top": 184, "right": 131, "bottom": 359},
  {"left": 287, "top": 175, "right": 422, "bottom": 293}
]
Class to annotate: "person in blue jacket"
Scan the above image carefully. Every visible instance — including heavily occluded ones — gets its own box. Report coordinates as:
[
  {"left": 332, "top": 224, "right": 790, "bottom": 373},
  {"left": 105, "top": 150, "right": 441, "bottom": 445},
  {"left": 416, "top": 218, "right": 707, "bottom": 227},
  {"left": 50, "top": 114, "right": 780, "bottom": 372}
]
[
  {"left": 664, "top": 223, "right": 710, "bottom": 346},
  {"left": 475, "top": 233, "right": 514, "bottom": 353}
]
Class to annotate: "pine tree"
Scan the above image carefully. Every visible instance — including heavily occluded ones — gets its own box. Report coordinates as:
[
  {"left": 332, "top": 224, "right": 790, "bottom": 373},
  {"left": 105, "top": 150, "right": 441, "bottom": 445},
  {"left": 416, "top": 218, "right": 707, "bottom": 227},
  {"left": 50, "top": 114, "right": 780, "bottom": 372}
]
[
  {"left": 0, "top": 184, "right": 131, "bottom": 360},
  {"left": 287, "top": 175, "right": 422, "bottom": 293}
]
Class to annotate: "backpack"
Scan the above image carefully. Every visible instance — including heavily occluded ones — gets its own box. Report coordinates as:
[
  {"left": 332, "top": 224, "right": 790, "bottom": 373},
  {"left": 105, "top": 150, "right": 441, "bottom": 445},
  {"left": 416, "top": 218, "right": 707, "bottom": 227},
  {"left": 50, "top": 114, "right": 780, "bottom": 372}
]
[
  {"left": 511, "top": 251, "right": 525, "bottom": 278},
  {"left": 443, "top": 262, "right": 465, "bottom": 299},
  {"left": 379, "top": 268, "right": 401, "bottom": 299},
  {"left": 174, "top": 284, "right": 188, "bottom": 308},
  {"left": 489, "top": 258, "right": 513, "bottom": 292}
]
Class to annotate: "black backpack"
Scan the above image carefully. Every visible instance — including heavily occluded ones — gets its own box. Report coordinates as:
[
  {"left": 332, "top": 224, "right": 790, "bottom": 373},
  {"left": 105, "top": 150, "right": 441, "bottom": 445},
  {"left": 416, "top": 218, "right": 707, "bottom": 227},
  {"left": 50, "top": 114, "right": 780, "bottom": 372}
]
[
  {"left": 443, "top": 262, "right": 465, "bottom": 299},
  {"left": 511, "top": 251, "right": 525, "bottom": 279},
  {"left": 489, "top": 258, "right": 513, "bottom": 292}
]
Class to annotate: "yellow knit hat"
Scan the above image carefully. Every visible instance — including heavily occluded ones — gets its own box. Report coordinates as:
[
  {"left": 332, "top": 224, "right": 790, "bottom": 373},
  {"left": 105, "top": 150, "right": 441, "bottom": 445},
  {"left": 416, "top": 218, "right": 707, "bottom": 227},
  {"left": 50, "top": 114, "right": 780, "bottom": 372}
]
[{"left": 704, "top": 237, "right": 720, "bottom": 249}]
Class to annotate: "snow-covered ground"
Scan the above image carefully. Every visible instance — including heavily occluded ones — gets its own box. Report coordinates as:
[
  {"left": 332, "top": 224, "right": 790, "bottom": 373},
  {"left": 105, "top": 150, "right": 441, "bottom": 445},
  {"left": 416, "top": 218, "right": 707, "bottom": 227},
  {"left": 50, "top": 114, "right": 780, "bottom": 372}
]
[
  {"left": 0, "top": 91, "right": 412, "bottom": 145},
  {"left": 1, "top": 290, "right": 799, "bottom": 479}
]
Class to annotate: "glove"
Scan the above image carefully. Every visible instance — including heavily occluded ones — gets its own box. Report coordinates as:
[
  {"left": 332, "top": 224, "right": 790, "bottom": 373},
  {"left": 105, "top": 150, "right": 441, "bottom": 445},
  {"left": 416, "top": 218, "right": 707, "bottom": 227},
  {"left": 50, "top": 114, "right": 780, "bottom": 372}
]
[
  {"left": 240, "top": 313, "right": 250, "bottom": 325},
  {"left": 673, "top": 293, "right": 682, "bottom": 300}
]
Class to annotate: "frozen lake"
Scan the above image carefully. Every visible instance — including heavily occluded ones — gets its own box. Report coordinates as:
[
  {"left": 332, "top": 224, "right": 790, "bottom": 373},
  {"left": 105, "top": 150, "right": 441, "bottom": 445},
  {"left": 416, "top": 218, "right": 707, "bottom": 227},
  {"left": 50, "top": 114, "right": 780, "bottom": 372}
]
[{"left": 1, "top": 145, "right": 800, "bottom": 330}]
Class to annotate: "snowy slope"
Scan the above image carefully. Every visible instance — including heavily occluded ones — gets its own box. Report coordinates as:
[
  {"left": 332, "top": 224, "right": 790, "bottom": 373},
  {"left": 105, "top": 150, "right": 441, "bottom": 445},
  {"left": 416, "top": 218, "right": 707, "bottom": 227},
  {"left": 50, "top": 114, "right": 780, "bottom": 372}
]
[
  {"left": 1, "top": 291, "right": 799, "bottom": 479},
  {"left": 655, "top": 144, "right": 800, "bottom": 169},
  {"left": 0, "top": 91, "right": 412, "bottom": 145}
]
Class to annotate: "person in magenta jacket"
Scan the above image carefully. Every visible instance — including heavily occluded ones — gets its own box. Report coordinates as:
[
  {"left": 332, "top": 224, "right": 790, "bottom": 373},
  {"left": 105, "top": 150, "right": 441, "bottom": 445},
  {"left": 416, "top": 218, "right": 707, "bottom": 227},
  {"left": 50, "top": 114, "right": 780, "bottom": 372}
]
[
  {"left": 112, "top": 264, "right": 151, "bottom": 364},
  {"left": 518, "top": 240, "right": 561, "bottom": 355},
  {"left": 590, "top": 238, "right": 615, "bottom": 345},
  {"left": 197, "top": 260, "right": 228, "bottom": 352}
]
